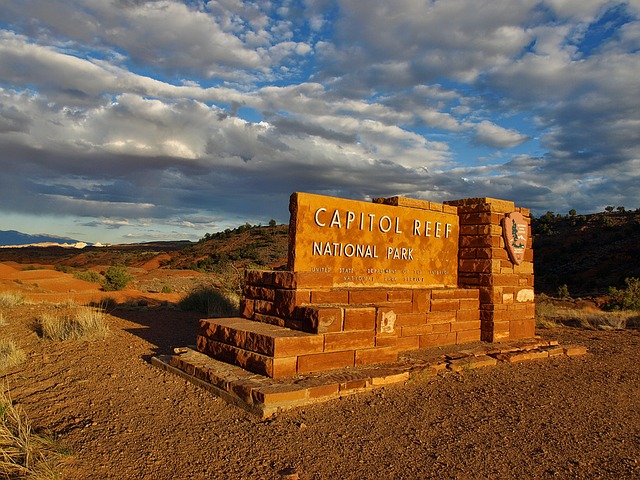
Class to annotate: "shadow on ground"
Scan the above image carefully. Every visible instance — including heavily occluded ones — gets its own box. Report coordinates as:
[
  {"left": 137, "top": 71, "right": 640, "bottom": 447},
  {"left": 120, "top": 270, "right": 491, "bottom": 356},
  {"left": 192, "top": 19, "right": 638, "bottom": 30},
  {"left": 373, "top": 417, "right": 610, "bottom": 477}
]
[{"left": 113, "top": 306, "right": 203, "bottom": 356}]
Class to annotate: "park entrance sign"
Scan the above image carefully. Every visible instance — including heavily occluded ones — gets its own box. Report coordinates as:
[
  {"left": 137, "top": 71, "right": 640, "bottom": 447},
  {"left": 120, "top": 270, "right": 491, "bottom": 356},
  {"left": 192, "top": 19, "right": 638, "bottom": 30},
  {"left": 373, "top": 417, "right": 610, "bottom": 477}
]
[
  {"left": 175, "top": 192, "right": 536, "bottom": 385},
  {"left": 288, "top": 192, "right": 459, "bottom": 288}
]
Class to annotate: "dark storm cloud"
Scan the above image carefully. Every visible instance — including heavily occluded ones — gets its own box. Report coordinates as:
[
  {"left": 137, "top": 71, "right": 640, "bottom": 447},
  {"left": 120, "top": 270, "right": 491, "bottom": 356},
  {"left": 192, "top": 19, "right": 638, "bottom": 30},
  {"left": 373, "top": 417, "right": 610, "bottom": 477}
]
[{"left": 0, "top": 0, "right": 638, "bottom": 242}]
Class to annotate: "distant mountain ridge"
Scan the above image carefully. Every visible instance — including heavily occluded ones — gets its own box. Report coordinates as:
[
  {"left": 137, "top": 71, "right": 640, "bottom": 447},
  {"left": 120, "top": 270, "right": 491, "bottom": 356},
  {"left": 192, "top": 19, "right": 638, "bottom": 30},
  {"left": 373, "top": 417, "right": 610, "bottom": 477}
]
[{"left": 0, "top": 230, "right": 82, "bottom": 247}]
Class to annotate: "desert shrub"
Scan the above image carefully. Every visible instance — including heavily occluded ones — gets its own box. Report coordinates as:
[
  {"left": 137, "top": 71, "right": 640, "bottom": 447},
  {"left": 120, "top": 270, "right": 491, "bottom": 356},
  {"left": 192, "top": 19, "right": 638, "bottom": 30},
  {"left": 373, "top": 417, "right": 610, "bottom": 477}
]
[
  {"left": 98, "top": 297, "right": 118, "bottom": 312},
  {"left": 0, "top": 385, "right": 67, "bottom": 479},
  {"left": 557, "top": 284, "right": 570, "bottom": 299},
  {"left": 36, "top": 306, "right": 109, "bottom": 341},
  {"left": 535, "top": 300, "right": 562, "bottom": 329},
  {"left": 102, "top": 265, "right": 133, "bottom": 291},
  {"left": 606, "top": 277, "right": 640, "bottom": 312},
  {"left": 0, "top": 340, "right": 26, "bottom": 372},
  {"left": 54, "top": 264, "right": 72, "bottom": 273},
  {"left": 160, "top": 285, "right": 173, "bottom": 294},
  {"left": 73, "top": 270, "right": 104, "bottom": 284},
  {"left": 0, "top": 292, "right": 25, "bottom": 308},
  {"left": 54, "top": 299, "right": 79, "bottom": 309},
  {"left": 179, "top": 286, "right": 240, "bottom": 317}
]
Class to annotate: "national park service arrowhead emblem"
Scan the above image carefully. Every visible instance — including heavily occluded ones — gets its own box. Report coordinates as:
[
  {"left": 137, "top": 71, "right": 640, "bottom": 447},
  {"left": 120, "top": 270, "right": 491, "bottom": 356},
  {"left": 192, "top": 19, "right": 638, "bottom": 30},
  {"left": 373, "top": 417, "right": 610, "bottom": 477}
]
[{"left": 502, "top": 212, "right": 528, "bottom": 265}]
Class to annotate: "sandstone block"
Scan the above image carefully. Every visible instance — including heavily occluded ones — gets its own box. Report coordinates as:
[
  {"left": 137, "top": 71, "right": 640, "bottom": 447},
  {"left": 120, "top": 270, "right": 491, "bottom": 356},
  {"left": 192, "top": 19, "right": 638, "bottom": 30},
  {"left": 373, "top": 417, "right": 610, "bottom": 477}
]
[
  {"left": 401, "top": 324, "right": 434, "bottom": 337},
  {"left": 253, "top": 313, "right": 286, "bottom": 327},
  {"left": 252, "top": 385, "right": 308, "bottom": 405},
  {"left": 451, "top": 319, "right": 481, "bottom": 332},
  {"left": 396, "top": 335, "right": 420, "bottom": 351},
  {"left": 308, "top": 383, "right": 340, "bottom": 399},
  {"left": 448, "top": 354, "right": 497, "bottom": 372},
  {"left": 456, "top": 309, "right": 480, "bottom": 322},
  {"left": 432, "top": 322, "right": 452, "bottom": 334},
  {"left": 338, "top": 377, "right": 371, "bottom": 391},
  {"left": 349, "top": 289, "right": 388, "bottom": 304},
  {"left": 419, "top": 332, "right": 457, "bottom": 348},
  {"left": 543, "top": 345, "right": 564, "bottom": 357},
  {"left": 510, "top": 319, "right": 536, "bottom": 339},
  {"left": 297, "top": 350, "right": 355, "bottom": 374},
  {"left": 271, "top": 271, "right": 296, "bottom": 288},
  {"left": 563, "top": 345, "right": 588, "bottom": 356},
  {"left": 245, "top": 270, "right": 274, "bottom": 286},
  {"left": 311, "top": 289, "right": 349, "bottom": 304},
  {"left": 299, "top": 306, "right": 343, "bottom": 334},
  {"left": 387, "top": 290, "right": 414, "bottom": 302},
  {"left": 371, "top": 371, "right": 409, "bottom": 386},
  {"left": 456, "top": 329, "right": 481, "bottom": 344},
  {"left": 395, "top": 312, "right": 427, "bottom": 327},
  {"left": 426, "top": 311, "right": 456, "bottom": 324},
  {"left": 343, "top": 307, "right": 376, "bottom": 331},
  {"left": 244, "top": 285, "right": 276, "bottom": 301},
  {"left": 274, "top": 289, "right": 309, "bottom": 317},
  {"left": 412, "top": 289, "right": 432, "bottom": 313},
  {"left": 375, "top": 335, "right": 397, "bottom": 348},
  {"left": 355, "top": 347, "right": 398, "bottom": 366},
  {"left": 324, "top": 331, "right": 375, "bottom": 352},
  {"left": 254, "top": 299, "right": 275, "bottom": 315}
]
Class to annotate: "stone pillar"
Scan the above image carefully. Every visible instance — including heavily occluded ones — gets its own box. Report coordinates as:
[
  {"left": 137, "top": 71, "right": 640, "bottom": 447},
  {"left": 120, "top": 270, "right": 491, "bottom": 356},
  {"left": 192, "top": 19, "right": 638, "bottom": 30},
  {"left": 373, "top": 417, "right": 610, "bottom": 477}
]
[{"left": 444, "top": 198, "right": 535, "bottom": 342}]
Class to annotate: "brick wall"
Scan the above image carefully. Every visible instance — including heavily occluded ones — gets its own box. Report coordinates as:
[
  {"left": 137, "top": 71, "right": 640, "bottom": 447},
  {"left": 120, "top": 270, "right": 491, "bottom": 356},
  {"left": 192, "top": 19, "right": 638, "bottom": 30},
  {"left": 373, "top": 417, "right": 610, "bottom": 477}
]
[
  {"left": 444, "top": 197, "right": 535, "bottom": 341},
  {"left": 241, "top": 271, "right": 481, "bottom": 351}
]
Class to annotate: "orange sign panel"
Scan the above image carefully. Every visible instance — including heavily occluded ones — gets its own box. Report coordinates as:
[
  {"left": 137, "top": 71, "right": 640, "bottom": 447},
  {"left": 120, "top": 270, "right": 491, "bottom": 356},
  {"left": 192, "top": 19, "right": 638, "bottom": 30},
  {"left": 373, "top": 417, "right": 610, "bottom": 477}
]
[{"left": 288, "top": 192, "right": 459, "bottom": 288}]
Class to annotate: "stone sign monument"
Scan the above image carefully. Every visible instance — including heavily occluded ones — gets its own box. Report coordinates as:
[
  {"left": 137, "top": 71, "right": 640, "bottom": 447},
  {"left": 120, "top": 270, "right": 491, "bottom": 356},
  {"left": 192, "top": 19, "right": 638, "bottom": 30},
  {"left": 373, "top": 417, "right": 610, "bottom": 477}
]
[
  {"left": 288, "top": 192, "right": 459, "bottom": 288},
  {"left": 189, "top": 192, "right": 535, "bottom": 381}
]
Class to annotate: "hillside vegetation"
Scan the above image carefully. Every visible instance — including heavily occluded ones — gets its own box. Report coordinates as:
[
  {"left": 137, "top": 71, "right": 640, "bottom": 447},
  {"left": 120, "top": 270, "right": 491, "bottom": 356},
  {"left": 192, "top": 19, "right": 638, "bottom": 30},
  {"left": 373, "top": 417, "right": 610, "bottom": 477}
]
[
  {"left": 0, "top": 209, "right": 639, "bottom": 299},
  {"left": 533, "top": 209, "right": 640, "bottom": 296}
]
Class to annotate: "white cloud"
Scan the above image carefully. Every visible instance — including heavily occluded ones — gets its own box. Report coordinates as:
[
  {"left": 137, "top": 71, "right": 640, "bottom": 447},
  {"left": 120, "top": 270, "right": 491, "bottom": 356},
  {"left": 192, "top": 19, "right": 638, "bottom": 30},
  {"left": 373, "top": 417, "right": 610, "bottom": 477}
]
[
  {"left": 0, "top": 0, "right": 639, "bottom": 243},
  {"left": 474, "top": 121, "right": 530, "bottom": 149}
]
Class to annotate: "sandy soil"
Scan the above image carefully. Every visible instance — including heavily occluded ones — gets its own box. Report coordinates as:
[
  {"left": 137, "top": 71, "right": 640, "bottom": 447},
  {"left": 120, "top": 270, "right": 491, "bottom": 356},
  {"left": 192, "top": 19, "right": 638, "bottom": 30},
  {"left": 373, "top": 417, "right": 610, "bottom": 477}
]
[
  {"left": 1, "top": 264, "right": 639, "bottom": 479},
  {"left": 0, "top": 262, "right": 206, "bottom": 305}
]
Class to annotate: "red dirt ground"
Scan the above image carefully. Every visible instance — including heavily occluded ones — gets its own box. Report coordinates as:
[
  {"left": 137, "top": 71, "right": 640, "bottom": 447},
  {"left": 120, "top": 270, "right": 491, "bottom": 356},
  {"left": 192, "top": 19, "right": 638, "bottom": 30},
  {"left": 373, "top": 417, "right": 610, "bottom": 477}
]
[{"left": 1, "top": 262, "right": 639, "bottom": 479}]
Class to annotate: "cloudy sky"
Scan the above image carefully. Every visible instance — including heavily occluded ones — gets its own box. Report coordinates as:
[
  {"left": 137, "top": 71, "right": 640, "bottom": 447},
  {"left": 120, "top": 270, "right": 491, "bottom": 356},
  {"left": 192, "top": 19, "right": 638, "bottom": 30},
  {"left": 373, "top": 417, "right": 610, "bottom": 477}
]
[{"left": 1, "top": 0, "right": 639, "bottom": 244}]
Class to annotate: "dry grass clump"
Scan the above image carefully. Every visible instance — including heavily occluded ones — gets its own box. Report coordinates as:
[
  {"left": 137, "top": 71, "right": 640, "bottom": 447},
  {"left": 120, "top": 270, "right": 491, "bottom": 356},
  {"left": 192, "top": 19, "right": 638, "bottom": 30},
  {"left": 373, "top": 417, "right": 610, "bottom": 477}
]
[
  {"left": 36, "top": 305, "right": 109, "bottom": 341},
  {"left": 0, "top": 340, "right": 26, "bottom": 373},
  {"left": 0, "top": 385, "right": 66, "bottom": 479},
  {"left": 0, "top": 292, "right": 25, "bottom": 308},
  {"left": 536, "top": 299, "right": 639, "bottom": 330},
  {"left": 179, "top": 286, "right": 240, "bottom": 317}
]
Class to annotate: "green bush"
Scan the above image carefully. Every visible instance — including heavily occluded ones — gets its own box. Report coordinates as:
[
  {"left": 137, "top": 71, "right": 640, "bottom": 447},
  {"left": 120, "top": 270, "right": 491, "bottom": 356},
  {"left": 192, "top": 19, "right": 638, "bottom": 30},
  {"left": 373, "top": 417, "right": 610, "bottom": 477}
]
[
  {"left": 103, "top": 265, "right": 133, "bottom": 291},
  {"left": 606, "top": 277, "right": 640, "bottom": 312},
  {"left": 73, "top": 270, "right": 104, "bottom": 284}
]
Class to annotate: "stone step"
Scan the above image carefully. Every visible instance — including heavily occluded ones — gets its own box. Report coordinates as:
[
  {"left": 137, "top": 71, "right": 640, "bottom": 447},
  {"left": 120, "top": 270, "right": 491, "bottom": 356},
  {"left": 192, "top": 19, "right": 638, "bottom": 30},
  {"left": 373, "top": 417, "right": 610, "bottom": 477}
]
[
  {"left": 197, "top": 334, "right": 299, "bottom": 378},
  {"left": 197, "top": 317, "right": 399, "bottom": 378},
  {"left": 152, "top": 348, "right": 410, "bottom": 417},
  {"left": 199, "top": 317, "right": 324, "bottom": 357}
]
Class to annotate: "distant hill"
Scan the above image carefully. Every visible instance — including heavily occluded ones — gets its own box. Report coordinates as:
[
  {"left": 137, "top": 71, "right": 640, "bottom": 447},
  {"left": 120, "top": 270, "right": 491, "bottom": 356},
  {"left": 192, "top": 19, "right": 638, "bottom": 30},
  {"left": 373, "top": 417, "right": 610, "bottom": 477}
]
[
  {"left": 533, "top": 210, "right": 640, "bottom": 296},
  {"left": 0, "top": 212, "right": 638, "bottom": 299},
  {"left": 0, "top": 230, "right": 82, "bottom": 247}
]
